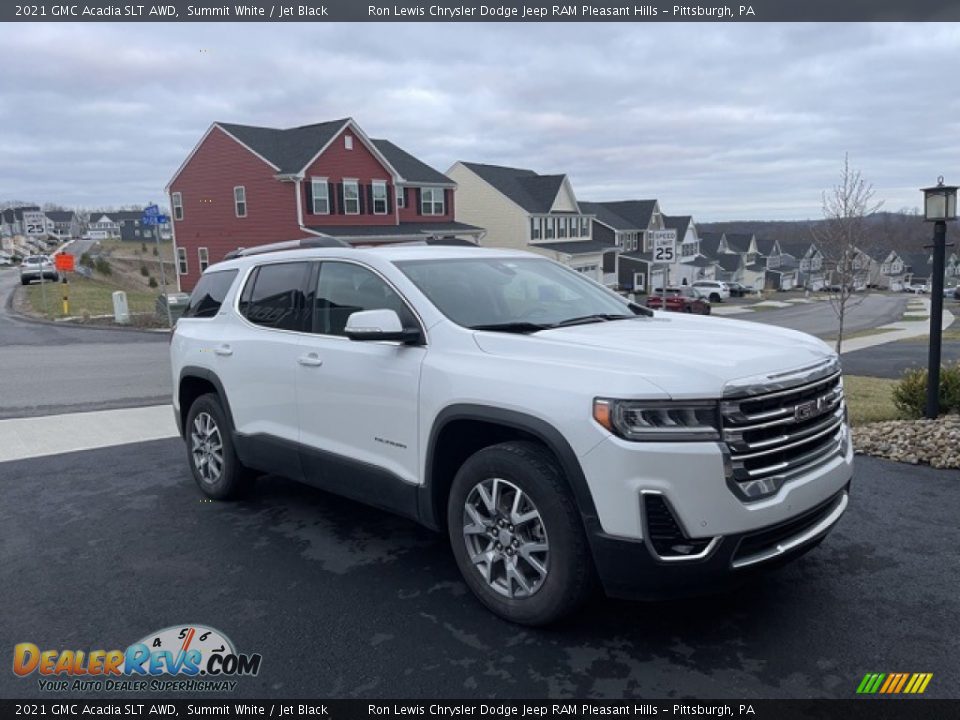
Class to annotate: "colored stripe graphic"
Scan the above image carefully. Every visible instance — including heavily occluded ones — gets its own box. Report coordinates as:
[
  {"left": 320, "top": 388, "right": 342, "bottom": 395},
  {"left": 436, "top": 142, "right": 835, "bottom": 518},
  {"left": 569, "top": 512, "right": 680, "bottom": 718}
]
[{"left": 857, "top": 672, "right": 932, "bottom": 694}]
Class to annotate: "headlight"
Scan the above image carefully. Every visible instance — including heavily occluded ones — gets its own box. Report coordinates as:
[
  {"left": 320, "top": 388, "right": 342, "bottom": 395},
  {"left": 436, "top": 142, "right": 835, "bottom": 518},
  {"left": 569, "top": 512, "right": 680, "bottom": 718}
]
[{"left": 593, "top": 399, "right": 721, "bottom": 441}]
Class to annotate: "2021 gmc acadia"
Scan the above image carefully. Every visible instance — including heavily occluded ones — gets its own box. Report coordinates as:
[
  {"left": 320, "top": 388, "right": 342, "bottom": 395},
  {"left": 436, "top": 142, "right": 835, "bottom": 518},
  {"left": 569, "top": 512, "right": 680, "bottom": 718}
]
[{"left": 170, "top": 239, "right": 853, "bottom": 625}]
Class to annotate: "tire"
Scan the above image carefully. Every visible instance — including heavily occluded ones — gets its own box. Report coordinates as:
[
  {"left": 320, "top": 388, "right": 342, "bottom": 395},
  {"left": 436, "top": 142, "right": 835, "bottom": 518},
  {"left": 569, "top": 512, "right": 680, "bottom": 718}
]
[
  {"left": 709, "top": 293, "right": 721, "bottom": 303},
  {"left": 21, "top": 279, "right": 29, "bottom": 285},
  {"left": 683, "top": 306, "right": 693, "bottom": 313},
  {"left": 184, "top": 393, "right": 253, "bottom": 500},
  {"left": 447, "top": 441, "right": 594, "bottom": 626}
]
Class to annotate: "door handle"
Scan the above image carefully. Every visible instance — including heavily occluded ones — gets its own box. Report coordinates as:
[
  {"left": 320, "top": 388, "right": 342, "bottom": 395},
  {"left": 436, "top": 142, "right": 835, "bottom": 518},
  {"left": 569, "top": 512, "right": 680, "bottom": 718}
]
[
  {"left": 214, "top": 344, "right": 233, "bottom": 357},
  {"left": 298, "top": 353, "right": 323, "bottom": 367}
]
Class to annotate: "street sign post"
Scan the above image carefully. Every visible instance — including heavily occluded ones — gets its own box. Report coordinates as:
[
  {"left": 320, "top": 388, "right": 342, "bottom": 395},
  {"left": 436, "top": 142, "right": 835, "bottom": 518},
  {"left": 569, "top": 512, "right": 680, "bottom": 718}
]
[
  {"left": 143, "top": 204, "right": 173, "bottom": 328},
  {"left": 23, "top": 211, "right": 50, "bottom": 313},
  {"left": 55, "top": 253, "right": 74, "bottom": 315},
  {"left": 650, "top": 229, "right": 678, "bottom": 307}
]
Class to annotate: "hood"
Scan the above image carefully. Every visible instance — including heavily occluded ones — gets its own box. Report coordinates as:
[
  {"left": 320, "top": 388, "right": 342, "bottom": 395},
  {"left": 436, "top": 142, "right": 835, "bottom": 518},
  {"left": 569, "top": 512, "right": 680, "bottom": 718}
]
[{"left": 471, "top": 313, "right": 835, "bottom": 399}]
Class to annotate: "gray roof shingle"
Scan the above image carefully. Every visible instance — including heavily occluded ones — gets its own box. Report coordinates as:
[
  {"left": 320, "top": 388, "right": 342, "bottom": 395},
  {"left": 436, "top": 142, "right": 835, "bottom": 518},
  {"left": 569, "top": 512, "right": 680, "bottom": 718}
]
[
  {"left": 461, "top": 163, "right": 566, "bottom": 213},
  {"left": 217, "top": 120, "right": 452, "bottom": 184}
]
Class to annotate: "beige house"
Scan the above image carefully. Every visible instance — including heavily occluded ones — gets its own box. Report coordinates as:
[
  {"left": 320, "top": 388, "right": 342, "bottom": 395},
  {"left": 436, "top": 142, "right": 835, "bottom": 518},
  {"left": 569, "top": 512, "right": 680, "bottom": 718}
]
[{"left": 446, "top": 162, "right": 604, "bottom": 282}]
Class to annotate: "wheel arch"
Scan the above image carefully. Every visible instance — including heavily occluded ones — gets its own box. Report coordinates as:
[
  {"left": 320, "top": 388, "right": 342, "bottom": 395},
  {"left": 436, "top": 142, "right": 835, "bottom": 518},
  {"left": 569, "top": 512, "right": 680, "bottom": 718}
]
[
  {"left": 177, "top": 366, "right": 235, "bottom": 438},
  {"left": 420, "top": 404, "right": 599, "bottom": 533}
]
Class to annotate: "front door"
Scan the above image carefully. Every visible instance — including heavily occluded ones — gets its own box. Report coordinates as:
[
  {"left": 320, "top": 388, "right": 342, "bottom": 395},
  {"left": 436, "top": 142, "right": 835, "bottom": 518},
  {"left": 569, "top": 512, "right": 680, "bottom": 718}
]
[{"left": 295, "top": 260, "right": 426, "bottom": 514}]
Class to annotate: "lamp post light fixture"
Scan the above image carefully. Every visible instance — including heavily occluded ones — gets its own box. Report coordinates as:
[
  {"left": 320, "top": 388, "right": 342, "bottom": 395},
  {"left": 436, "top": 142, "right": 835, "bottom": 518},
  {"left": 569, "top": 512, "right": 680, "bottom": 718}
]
[{"left": 920, "top": 177, "right": 958, "bottom": 419}]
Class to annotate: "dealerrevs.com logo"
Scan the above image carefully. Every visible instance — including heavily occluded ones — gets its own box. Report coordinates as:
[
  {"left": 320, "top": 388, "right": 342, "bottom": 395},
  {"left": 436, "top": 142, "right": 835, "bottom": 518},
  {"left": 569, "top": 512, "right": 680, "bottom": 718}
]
[{"left": 13, "top": 624, "right": 262, "bottom": 693}]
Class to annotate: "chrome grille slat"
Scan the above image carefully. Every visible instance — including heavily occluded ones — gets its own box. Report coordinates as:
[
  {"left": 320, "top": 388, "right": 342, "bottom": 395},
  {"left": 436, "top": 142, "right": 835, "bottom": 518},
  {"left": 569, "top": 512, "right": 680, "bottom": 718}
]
[
  {"left": 722, "top": 368, "right": 846, "bottom": 500},
  {"left": 726, "top": 407, "right": 844, "bottom": 454}
]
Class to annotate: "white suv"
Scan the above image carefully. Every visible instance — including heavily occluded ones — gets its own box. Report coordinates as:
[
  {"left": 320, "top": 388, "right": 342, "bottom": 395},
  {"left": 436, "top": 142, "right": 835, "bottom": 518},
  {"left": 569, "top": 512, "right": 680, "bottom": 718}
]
[
  {"left": 691, "top": 280, "right": 731, "bottom": 303},
  {"left": 171, "top": 240, "right": 853, "bottom": 625}
]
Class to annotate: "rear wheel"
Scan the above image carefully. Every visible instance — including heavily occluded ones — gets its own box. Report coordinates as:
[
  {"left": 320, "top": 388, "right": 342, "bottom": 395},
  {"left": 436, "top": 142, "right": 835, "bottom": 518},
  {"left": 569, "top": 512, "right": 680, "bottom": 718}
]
[
  {"left": 447, "top": 441, "right": 594, "bottom": 626},
  {"left": 185, "top": 393, "right": 253, "bottom": 500},
  {"left": 709, "top": 292, "right": 721, "bottom": 303}
]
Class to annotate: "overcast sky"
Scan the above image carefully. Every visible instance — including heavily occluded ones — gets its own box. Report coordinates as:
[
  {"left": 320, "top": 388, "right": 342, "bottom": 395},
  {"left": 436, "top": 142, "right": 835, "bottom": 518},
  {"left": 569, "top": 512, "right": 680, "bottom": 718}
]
[{"left": 1, "top": 22, "right": 959, "bottom": 220}]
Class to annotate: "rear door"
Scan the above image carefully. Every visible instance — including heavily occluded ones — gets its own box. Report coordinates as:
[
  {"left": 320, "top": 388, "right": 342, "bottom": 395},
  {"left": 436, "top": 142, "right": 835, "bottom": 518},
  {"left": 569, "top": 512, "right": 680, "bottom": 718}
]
[{"left": 212, "top": 260, "right": 312, "bottom": 480}]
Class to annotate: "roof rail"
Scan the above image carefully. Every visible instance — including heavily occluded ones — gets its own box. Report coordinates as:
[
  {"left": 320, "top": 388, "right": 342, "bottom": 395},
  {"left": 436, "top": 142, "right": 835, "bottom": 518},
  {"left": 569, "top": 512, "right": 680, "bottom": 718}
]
[{"left": 223, "top": 236, "right": 350, "bottom": 260}]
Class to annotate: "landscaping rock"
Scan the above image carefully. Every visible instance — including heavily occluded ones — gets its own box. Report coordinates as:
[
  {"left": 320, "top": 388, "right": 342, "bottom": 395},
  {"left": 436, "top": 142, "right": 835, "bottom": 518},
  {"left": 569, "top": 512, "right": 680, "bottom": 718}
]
[{"left": 853, "top": 415, "right": 960, "bottom": 469}]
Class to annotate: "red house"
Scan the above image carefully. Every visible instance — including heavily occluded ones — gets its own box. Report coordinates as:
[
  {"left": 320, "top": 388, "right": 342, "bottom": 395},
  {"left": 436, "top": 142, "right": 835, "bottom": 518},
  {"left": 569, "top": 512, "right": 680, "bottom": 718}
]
[{"left": 165, "top": 117, "right": 483, "bottom": 290}]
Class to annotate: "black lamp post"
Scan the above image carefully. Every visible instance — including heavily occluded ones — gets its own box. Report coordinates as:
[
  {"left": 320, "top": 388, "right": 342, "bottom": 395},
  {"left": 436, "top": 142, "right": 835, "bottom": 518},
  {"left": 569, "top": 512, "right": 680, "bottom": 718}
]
[{"left": 920, "top": 177, "right": 958, "bottom": 419}]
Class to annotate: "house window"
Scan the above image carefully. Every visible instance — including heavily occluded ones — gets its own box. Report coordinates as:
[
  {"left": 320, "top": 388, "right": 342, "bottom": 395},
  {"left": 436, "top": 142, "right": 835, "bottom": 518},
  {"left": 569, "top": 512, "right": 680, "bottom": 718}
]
[
  {"left": 558, "top": 218, "right": 568, "bottom": 238},
  {"left": 372, "top": 181, "right": 388, "bottom": 215},
  {"left": 135, "top": 230, "right": 140, "bottom": 237},
  {"left": 546, "top": 217, "right": 555, "bottom": 239},
  {"left": 176, "top": 247, "right": 188, "bottom": 275},
  {"left": 234, "top": 186, "right": 247, "bottom": 218},
  {"left": 344, "top": 135, "right": 353, "bottom": 150},
  {"left": 530, "top": 218, "right": 541, "bottom": 240},
  {"left": 172, "top": 192, "right": 183, "bottom": 221},
  {"left": 311, "top": 178, "right": 329, "bottom": 214},
  {"left": 569, "top": 218, "right": 579, "bottom": 238},
  {"left": 343, "top": 180, "right": 360, "bottom": 214},
  {"left": 396, "top": 186, "right": 405, "bottom": 208},
  {"left": 198, "top": 247, "right": 209, "bottom": 272},
  {"left": 421, "top": 187, "right": 445, "bottom": 216},
  {"left": 615, "top": 234, "right": 623, "bottom": 248}
]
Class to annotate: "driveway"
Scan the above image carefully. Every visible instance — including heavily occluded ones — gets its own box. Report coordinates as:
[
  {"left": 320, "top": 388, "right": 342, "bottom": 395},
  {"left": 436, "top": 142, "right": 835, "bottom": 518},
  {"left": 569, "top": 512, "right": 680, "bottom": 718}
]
[{"left": 0, "top": 443, "right": 956, "bottom": 700}]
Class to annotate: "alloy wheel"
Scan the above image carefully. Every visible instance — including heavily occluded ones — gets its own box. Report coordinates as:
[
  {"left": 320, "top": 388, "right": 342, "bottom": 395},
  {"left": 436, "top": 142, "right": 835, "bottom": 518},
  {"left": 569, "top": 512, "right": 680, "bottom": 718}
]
[
  {"left": 191, "top": 411, "right": 224, "bottom": 485},
  {"left": 462, "top": 477, "right": 549, "bottom": 598}
]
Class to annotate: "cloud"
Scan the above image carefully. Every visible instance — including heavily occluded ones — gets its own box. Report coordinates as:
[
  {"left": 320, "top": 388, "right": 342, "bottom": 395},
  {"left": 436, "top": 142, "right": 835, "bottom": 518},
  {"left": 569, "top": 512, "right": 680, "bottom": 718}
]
[{"left": 0, "top": 22, "right": 958, "bottom": 219}]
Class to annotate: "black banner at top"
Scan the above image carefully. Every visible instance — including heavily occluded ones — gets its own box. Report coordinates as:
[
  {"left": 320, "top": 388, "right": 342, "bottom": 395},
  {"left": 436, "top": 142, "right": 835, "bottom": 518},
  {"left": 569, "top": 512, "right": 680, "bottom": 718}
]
[{"left": 5, "top": 0, "right": 960, "bottom": 23}]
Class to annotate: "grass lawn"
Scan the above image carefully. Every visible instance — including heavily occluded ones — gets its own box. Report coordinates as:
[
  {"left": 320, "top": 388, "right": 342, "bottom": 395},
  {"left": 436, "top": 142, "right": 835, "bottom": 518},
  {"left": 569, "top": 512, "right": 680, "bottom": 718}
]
[
  {"left": 844, "top": 375, "right": 903, "bottom": 426},
  {"left": 902, "top": 314, "right": 929, "bottom": 321},
  {"left": 23, "top": 276, "right": 157, "bottom": 319}
]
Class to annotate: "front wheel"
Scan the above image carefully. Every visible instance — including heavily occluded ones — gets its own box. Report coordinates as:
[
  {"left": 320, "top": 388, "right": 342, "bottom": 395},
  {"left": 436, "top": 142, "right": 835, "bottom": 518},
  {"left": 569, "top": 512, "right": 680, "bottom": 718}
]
[
  {"left": 447, "top": 441, "right": 594, "bottom": 626},
  {"left": 185, "top": 393, "right": 253, "bottom": 500}
]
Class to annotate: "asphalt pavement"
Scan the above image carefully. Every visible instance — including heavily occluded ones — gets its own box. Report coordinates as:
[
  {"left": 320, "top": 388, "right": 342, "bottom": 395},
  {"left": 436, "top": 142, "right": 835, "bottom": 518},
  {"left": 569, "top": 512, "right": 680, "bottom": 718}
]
[
  {"left": 0, "top": 443, "right": 956, "bottom": 700},
  {"left": 0, "top": 267, "right": 171, "bottom": 417},
  {"left": 736, "top": 294, "right": 907, "bottom": 338},
  {"left": 842, "top": 340, "right": 960, "bottom": 378}
]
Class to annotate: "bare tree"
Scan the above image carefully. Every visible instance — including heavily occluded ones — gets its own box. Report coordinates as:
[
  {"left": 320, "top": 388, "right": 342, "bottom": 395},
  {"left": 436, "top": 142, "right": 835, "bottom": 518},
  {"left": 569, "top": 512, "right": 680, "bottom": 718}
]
[{"left": 812, "top": 154, "right": 884, "bottom": 353}]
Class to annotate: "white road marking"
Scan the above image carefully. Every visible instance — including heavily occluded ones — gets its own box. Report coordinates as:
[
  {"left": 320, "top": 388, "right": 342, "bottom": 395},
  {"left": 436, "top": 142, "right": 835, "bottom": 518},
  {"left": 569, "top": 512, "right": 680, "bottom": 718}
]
[{"left": 0, "top": 404, "right": 179, "bottom": 463}]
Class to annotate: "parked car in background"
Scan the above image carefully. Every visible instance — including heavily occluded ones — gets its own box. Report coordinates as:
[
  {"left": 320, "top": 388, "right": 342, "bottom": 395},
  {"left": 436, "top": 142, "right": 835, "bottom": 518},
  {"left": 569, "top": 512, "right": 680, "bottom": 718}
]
[
  {"left": 943, "top": 285, "right": 957, "bottom": 298},
  {"left": 647, "top": 287, "right": 711, "bottom": 314},
  {"left": 953, "top": 286, "right": 960, "bottom": 301},
  {"left": 907, "top": 284, "right": 928, "bottom": 294},
  {"left": 691, "top": 280, "right": 730, "bottom": 302},
  {"left": 19, "top": 255, "right": 58, "bottom": 285},
  {"left": 726, "top": 282, "right": 751, "bottom": 298}
]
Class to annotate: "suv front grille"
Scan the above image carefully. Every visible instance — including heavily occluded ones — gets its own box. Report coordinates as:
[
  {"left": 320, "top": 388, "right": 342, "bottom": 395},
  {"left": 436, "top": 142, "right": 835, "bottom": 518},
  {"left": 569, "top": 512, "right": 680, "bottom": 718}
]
[{"left": 721, "top": 368, "right": 845, "bottom": 500}]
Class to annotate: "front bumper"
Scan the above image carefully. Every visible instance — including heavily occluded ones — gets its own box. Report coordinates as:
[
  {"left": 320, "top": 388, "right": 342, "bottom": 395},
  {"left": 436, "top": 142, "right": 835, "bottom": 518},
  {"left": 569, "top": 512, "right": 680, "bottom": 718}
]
[
  {"left": 578, "top": 425, "right": 854, "bottom": 599},
  {"left": 588, "top": 486, "right": 850, "bottom": 600}
]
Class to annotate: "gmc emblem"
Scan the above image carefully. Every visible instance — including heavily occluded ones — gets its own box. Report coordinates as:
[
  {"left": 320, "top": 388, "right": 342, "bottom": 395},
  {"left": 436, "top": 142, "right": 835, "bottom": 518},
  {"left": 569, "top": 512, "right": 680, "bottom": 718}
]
[{"left": 795, "top": 398, "right": 826, "bottom": 421}]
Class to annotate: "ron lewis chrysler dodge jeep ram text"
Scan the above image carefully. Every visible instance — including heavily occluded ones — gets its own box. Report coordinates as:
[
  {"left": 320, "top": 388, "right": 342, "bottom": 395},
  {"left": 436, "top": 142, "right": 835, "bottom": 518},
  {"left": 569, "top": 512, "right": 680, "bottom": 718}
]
[{"left": 170, "top": 239, "right": 853, "bottom": 625}]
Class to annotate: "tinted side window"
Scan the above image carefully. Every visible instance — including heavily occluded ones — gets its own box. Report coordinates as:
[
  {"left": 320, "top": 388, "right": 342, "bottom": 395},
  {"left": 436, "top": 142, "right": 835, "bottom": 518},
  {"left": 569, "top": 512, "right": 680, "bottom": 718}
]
[
  {"left": 239, "top": 262, "right": 310, "bottom": 331},
  {"left": 182, "top": 269, "right": 238, "bottom": 319},
  {"left": 314, "top": 262, "right": 417, "bottom": 336}
]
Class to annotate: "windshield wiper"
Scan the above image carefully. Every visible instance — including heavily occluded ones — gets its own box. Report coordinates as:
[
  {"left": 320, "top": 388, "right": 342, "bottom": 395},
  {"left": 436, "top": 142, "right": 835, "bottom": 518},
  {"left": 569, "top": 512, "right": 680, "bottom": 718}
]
[
  {"left": 552, "top": 313, "right": 636, "bottom": 328},
  {"left": 468, "top": 322, "right": 551, "bottom": 334}
]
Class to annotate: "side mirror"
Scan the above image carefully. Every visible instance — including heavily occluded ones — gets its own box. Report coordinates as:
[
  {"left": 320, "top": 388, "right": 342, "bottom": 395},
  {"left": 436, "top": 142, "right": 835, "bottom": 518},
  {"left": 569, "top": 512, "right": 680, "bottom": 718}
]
[{"left": 344, "top": 309, "right": 421, "bottom": 344}]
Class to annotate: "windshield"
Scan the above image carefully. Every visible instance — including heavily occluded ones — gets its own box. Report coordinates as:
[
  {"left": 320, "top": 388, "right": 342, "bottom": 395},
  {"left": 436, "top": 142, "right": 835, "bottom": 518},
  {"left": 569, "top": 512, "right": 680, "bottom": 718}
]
[{"left": 395, "top": 256, "right": 643, "bottom": 330}]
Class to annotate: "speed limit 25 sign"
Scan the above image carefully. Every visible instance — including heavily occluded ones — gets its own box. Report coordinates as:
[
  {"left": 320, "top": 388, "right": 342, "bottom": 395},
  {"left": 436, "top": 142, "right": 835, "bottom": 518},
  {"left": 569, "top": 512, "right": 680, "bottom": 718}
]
[{"left": 650, "top": 229, "right": 678, "bottom": 263}]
